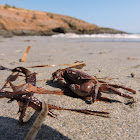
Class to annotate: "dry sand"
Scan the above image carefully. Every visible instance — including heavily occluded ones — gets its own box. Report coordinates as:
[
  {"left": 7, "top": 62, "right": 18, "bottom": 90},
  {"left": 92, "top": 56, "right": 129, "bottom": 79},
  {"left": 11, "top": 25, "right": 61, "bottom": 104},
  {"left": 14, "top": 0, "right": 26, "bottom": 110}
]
[{"left": 0, "top": 36, "right": 140, "bottom": 140}]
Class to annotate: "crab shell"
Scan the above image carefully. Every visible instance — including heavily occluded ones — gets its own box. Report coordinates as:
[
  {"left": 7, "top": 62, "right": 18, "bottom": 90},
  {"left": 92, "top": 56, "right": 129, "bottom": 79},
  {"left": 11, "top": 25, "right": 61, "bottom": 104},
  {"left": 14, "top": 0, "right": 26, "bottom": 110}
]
[
  {"left": 64, "top": 68, "right": 98, "bottom": 84},
  {"left": 63, "top": 68, "right": 98, "bottom": 98}
]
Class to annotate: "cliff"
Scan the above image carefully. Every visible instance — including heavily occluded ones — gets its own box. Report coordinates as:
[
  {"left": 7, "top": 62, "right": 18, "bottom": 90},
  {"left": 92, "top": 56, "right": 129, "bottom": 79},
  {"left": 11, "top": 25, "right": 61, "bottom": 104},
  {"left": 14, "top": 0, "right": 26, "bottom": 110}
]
[{"left": 0, "top": 5, "right": 126, "bottom": 36}]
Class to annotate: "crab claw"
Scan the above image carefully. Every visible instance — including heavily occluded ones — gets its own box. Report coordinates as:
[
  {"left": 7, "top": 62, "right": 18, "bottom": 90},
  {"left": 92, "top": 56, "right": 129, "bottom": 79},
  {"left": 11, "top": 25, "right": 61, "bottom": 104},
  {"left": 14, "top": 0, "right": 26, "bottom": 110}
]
[
  {"left": 69, "top": 82, "right": 93, "bottom": 97},
  {"left": 69, "top": 82, "right": 99, "bottom": 104}
]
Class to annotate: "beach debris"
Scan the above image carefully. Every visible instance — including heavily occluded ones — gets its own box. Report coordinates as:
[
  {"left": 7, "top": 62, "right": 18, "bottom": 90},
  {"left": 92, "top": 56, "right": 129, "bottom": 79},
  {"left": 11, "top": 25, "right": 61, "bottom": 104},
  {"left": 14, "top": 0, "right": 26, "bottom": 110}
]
[
  {"left": 20, "top": 46, "right": 31, "bottom": 62},
  {"left": 24, "top": 40, "right": 31, "bottom": 42},
  {"left": 88, "top": 51, "right": 112, "bottom": 55},
  {"left": 0, "top": 65, "right": 12, "bottom": 71},
  {"left": 52, "top": 68, "right": 136, "bottom": 104},
  {"left": 98, "top": 51, "right": 112, "bottom": 54},
  {"left": 130, "top": 72, "right": 135, "bottom": 78},
  {"left": 25, "top": 101, "right": 48, "bottom": 140},
  {"left": 127, "top": 57, "right": 139, "bottom": 60},
  {"left": 28, "top": 61, "right": 85, "bottom": 69},
  {"left": 0, "top": 66, "right": 110, "bottom": 124}
]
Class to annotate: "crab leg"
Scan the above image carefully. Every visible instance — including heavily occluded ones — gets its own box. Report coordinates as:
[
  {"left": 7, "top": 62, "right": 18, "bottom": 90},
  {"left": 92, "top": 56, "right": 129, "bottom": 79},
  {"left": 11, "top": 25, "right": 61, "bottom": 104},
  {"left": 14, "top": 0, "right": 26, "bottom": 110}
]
[
  {"left": 48, "top": 104, "right": 109, "bottom": 117},
  {"left": 100, "top": 84, "right": 135, "bottom": 100},
  {"left": 107, "top": 84, "right": 136, "bottom": 94}
]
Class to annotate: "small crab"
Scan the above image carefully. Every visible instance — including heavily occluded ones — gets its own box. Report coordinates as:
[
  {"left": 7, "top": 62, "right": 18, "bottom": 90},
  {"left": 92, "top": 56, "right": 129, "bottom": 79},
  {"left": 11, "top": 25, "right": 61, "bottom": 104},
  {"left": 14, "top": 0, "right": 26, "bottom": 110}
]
[{"left": 52, "top": 68, "right": 136, "bottom": 104}]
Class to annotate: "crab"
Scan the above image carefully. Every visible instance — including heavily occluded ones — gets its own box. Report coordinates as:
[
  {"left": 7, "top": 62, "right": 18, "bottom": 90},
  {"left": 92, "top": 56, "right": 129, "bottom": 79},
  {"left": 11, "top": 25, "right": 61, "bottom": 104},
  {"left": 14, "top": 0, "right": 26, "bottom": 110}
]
[{"left": 52, "top": 68, "right": 136, "bottom": 104}]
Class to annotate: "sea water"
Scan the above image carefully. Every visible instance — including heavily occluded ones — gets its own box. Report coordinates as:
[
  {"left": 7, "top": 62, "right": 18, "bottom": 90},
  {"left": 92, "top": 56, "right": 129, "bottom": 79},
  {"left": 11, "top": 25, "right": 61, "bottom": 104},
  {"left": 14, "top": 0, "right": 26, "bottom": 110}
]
[{"left": 52, "top": 33, "right": 140, "bottom": 42}]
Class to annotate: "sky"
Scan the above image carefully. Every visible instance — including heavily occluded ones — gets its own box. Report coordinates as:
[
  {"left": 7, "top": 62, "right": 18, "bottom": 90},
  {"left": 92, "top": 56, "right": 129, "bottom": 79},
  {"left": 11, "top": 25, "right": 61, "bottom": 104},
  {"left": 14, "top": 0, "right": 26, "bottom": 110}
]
[{"left": 0, "top": 0, "right": 140, "bottom": 33}]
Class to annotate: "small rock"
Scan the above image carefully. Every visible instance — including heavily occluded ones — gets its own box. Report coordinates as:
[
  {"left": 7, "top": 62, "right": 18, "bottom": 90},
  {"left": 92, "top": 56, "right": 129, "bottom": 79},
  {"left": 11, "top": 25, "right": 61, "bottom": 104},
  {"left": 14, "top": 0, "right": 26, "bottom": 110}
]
[{"left": 131, "top": 72, "right": 135, "bottom": 78}]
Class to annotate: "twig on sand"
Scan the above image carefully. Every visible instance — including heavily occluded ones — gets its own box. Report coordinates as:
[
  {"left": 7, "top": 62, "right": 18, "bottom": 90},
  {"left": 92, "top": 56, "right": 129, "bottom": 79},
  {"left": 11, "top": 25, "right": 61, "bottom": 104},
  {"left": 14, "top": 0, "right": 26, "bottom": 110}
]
[
  {"left": 127, "top": 57, "right": 139, "bottom": 60},
  {"left": 21, "top": 46, "right": 31, "bottom": 62},
  {"left": 28, "top": 61, "right": 86, "bottom": 69},
  {"left": 25, "top": 101, "right": 48, "bottom": 140}
]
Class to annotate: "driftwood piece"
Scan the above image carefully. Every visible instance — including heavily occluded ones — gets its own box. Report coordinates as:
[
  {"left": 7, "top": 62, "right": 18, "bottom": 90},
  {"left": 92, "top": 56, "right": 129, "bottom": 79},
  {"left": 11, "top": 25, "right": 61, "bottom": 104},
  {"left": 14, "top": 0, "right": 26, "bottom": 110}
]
[
  {"left": 21, "top": 46, "right": 31, "bottom": 62},
  {"left": 28, "top": 61, "right": 86, "bottom": 69},
  {"left": 25, "top": 101, "right": 48, "bottom": 140}
]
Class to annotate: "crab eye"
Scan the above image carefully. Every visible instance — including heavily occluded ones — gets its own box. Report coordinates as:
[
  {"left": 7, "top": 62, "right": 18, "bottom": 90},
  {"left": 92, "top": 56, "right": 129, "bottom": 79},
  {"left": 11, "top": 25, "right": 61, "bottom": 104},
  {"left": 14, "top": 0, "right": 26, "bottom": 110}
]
[
  {"left": 78, "top": 74, "right": 81, "bottom": 79},
  {"left": 68, "top": 70, "right": 76, "bottom": 76},
  {"left": 72, "top": 71, "right": 76, "bottom": 74}
]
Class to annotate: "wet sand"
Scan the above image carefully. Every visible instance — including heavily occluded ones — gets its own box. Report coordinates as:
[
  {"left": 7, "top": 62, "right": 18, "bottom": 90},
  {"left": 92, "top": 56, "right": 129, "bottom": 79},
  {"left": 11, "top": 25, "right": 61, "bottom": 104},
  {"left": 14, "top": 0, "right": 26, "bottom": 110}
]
[{"left": 0, "top": 36, "right": 140, "bottom": 140}]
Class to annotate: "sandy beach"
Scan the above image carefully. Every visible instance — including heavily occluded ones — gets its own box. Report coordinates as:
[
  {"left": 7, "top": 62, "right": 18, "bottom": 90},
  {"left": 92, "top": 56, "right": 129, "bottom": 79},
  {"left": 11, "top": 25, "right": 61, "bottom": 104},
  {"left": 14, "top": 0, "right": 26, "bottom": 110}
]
[{"left": 0, "top": 36, "right": 140, "bottom": 140}]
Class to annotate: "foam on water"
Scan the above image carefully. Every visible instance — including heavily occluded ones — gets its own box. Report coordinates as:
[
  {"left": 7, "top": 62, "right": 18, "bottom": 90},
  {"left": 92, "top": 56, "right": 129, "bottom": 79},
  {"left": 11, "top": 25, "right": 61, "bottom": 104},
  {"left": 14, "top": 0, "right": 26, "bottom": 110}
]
[{"left": 52, "top": 33, "right": 140, "bottom": 42}]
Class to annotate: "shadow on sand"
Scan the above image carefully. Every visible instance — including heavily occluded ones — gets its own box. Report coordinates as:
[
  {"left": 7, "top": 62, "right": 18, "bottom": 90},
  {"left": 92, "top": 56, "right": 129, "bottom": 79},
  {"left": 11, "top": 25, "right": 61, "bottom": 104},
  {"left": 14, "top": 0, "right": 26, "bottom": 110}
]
[{"left": 0, "top": 114, "right": 71, "bottom": 140}]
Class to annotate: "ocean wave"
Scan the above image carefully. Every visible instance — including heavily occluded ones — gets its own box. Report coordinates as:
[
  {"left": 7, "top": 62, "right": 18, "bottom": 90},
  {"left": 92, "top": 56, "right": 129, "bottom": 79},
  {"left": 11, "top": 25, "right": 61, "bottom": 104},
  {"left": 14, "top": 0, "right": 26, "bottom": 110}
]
[{"left": 52, "top": 33, "right": 140, "bottom": 39}]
